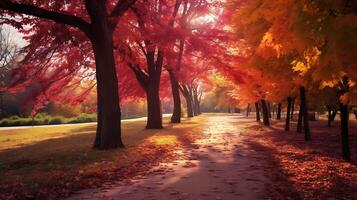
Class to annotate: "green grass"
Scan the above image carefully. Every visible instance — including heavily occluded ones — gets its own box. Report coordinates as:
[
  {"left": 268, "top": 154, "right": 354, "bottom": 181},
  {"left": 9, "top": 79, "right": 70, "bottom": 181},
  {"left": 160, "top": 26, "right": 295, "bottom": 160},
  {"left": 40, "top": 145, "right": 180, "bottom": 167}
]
[{"left": 0, "top": 115, "right": 206, "bottom": 199}]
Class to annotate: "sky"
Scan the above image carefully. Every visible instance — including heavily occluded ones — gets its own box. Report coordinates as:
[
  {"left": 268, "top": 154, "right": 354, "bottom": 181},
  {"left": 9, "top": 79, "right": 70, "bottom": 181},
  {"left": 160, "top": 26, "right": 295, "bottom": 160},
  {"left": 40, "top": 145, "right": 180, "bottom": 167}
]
[{"left": 2, "top": 24, "right": 28, "bottom": 48}]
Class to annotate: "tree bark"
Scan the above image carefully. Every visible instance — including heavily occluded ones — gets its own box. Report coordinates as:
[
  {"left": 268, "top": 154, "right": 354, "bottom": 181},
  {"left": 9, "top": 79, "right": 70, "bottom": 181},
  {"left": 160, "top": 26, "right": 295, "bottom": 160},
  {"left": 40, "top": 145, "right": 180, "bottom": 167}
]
[
  {"left": 297, "top": 106, "right": 303, "bottom": 132},
  {"left": 300, "top": 86, "right": 311, "bottom": 141},
  {"left": 267, "top": 101, "right": 272, "bottom": 118},
  {"left": 331, "top": 110, "right": 338, "bottom": 121},
  {"left": 193, "top": 86, "right": 201, "bottom": 115},
  {"left": 89, "top": 2, "right": 123, "bottom": 149},
  {"left": 285, "top": 97, "right": 292, "bottom": 131},
  {"left": 168, "top": 70, "right": 181, "bottom": 123},
  {"left": 291, "top": 97, "right": 295, "bottom": 120},
  {"left": 354, "top": 110, "right": 357, "bottom": 121},
  {"left": 340, "top": 102, "right": 350, "bottom": 161},
  {"left": 327, "top": 108, "right": 332, "bottom": 127},
  {"left": 146, "top": 82, "right": 162, "bottom": 128},
  {"left": 277, "top": 103, "right": 281, "bottom": 120},
  {"left": 180, "top": 85, "right": 194, "bottom": 118},
  {"left": 246, "top": 104, "right": 250, "bottom": 117},
  {"left": 255, "top": 102, "right": 260, "bottom": 122},
  {"left": 261, "top": 99, "right": 270, "bottom": 126}
]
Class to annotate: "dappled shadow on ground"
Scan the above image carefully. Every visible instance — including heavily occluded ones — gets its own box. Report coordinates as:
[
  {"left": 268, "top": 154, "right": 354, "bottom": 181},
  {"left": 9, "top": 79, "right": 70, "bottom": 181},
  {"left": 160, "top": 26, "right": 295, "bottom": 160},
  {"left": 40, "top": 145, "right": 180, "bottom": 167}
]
[
  {"left": 0, "top": 116, "right": 208, "bottom": 200},
  {"left": 241, "top": 117, "right": 357, "bottom": 199},
  {"left": 68, "top": 114, "right": 269, "bottom": 200}
]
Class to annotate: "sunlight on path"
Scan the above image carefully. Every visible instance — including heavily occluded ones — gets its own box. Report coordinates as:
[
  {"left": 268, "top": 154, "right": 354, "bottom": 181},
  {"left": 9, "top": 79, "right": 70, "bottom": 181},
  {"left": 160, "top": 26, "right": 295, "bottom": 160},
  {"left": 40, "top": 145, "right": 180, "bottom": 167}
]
[{"left": 68, "top": 114, "right": 268, "bottom": 200}]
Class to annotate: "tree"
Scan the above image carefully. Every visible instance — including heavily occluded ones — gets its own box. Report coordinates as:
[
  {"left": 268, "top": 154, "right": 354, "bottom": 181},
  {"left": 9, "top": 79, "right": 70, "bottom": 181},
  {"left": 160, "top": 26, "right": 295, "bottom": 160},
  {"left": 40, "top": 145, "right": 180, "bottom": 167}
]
[{"left": 0, "top": 0, "right": 137, "bottom": 149}]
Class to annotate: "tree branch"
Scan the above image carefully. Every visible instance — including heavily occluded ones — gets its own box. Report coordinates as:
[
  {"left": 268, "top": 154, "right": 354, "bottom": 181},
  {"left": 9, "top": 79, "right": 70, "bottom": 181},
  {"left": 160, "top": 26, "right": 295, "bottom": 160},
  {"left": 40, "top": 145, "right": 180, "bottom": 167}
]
[
  {"left": 109, "top": 0, "right": 137, "bottom": 29},
  {"left": 0, "top": 0, "right": 91, "bottom": 36}
]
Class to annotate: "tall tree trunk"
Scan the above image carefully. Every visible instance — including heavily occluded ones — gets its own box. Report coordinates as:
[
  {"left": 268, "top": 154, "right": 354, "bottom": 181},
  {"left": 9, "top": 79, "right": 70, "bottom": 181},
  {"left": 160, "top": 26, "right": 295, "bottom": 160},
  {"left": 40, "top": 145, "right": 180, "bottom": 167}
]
[
  {"left": 267, "top": 101, "right": 272, "bottom": 118},
  {"left": 285, "top": 97, "right": 292, "bottom": 131},
  {"left": 246, "top": 104, "right": 250, "bottom": 117},
  {"left": 272, "top": 104, "right": 275, "bottom": 119},
  {"left": 291, "top": 98, "right": 295, "bottom": 120},
  {"left": 90, "top": 4, "right": 123, "bottom": 149},
  {"left": 255, "top": 102, "right": 260, "bottom": 122},
  {"left": 193, "top": 87, "right": 200, "bottom": 115},
  {"left": 328, "top": 107, "right": 332, "bottom": 127},
  {"left": 277, "top": 103, "right": 282, "bottom": 120},
  {"left": 331, "top": 110, "right": 338, "bottom": 121},
  {"left": 297, "top": 106, "right": 303, "bottom": 133},
  {"left": 146, "top": 78, "right": 162, "bottom": 129},
  {"left": 261, "top": 99, "right": 270, "bottom": 126},
  {"left": 339, "top": 76, "right": 350, "bottom": 161},
  {"left": 340, "top": 102, "right": 350, "bottom": 161},
  {"left": 181, "top": 85, "right": 193, "bottom": 118},
  {"left": 168, "top": 70, "right": 181, "bottom": 123},
  {"left": 354, "top": 110, "right": 357, "bottom": 120},
  {"left": 300, "top": 86, "right": 311, "bottom": 141}
]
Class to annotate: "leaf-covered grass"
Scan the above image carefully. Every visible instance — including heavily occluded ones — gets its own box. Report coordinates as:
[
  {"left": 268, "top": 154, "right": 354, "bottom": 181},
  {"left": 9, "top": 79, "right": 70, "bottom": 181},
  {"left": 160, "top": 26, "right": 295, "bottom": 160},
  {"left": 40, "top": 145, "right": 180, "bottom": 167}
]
[
  {"left": 239, "top": 118, "right": 357, "bottom": 199},
  {"left": 0, "top": 115, "right": 207, "bottom": 200}
]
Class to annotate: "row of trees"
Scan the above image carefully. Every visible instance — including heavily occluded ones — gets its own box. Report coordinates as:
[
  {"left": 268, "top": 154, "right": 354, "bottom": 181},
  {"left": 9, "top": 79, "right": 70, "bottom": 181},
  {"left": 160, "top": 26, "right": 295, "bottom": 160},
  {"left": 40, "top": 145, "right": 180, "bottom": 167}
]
[
  {"left": 0, "top": 0, "right": 222, "bottom": 149},
  {"left": 224, "top": 0, "right": 356, "bottom": 161}
]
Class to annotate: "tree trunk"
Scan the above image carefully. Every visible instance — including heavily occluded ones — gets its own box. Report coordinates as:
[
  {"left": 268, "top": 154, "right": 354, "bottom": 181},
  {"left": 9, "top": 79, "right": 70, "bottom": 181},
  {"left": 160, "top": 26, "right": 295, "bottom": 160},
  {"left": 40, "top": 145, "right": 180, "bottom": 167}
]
[
  {"left": 90, "top": 6, "right": 123, "bottom": 149},
  {"left": 255, "top": 102, "right": 260, "bottom": 122},
  {"left": 285, "top": 97, "right": 292, "bottom": 131},
  {"left": 331, "top": 110, "right": 338, "bottom": 121},
  {"left": 328, "top": 108, "right": 332, "bottom": 127},
  {"left": 300, "top": 86, "right": 311, "bottom": 141},
  {"left": 246, "top": 104, "right": 250, "bottom": 117},
  {"left": 146, "top": 81, "right": 162, "bottom": 129},
  {"left": 340, "top": 103, "right": 350, "bottom": 161},
  {"left": 185, "top": 96, "right": 194, "bottom": 118},
  {"left": 291, "top": 98, "right": 295, "bottom": 120},
  {"left": 267, "top": 101, "right": 272, "bottom": 118},
  {"left": 193, "top": 87, "right": 201, "bottom": 115},
  {"left": 277, "top": 103, "right": 281, "bottom": 120},
  {"left": 261, "top": 99, "right": 270, "bottom": 126},
  {"left": 297, "top": 106, "right": 303, "bottom": 132},
  {"left": 354, "top": 110, "right": 357, "bottom": 120},
  {"left": 168, "top": 70, "right": 181, "bottom": 123}
]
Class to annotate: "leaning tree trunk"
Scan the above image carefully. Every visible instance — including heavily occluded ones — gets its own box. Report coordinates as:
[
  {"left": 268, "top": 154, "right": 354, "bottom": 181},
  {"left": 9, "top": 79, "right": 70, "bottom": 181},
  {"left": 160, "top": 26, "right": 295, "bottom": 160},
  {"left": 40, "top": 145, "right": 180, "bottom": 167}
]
[
  {"left": 261, "top": 99, "right": 270, "bottom": 126},
  {"left": 277, "top": 103, "right": 282, "bottom": 120},
  {"left": 168, "top": 70, "right": 181, "bottom": 123},
  {"left": 255, "top": 102, "right": 260, "bottom": 122},
  {"left": 285, "top": 97, "right": 292, "bottom": 131},
  {"left": 300, "top": 86, "right": 311, "bottom": 141},
  {"left": 91, "top": 6, "right": 123, "bottom": 149},
  {"left": 185, "top": 95, "right": 194, "bottom": 118}
]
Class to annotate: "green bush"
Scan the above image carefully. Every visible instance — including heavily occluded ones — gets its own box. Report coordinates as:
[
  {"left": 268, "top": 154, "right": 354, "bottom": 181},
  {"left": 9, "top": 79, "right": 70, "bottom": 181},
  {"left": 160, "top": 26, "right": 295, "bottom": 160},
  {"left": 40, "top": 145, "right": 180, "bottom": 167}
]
[
  {"left": 49, "top": 117, "right": 64, "bottom": 125},
  {"left": 67, "top": 114, "right": 97, "bottom": 124}
]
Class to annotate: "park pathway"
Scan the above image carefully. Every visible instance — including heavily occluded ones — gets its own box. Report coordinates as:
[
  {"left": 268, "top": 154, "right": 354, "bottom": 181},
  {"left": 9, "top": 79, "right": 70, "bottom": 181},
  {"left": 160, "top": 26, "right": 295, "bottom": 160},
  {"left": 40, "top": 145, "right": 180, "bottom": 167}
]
[{"left": 68, "top": 114, "right": 269, "bottom": 200}]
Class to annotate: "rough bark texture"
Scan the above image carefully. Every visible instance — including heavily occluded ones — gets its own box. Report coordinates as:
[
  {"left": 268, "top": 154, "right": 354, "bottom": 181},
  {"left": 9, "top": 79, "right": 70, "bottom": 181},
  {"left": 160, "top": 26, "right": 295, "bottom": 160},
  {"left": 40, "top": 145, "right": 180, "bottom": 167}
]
[
  {"left": 285, "top": 97, "right": 292, "bottom": 131},
  {"left": 277, "top": 103, "right": 281, "bottom": 120},
  {"left": 300, "top": 86, "right": 311, "bottom": 141},
  {"left": 255, "top": 102, "right": 260, "bottom": 122},
  {"left": 261, "top": 99, "right": 270, "bottom": 126},
  {"left": 88, "top": 1, "right": 124, "bottom": 149},
  {"left": 168, "top": 70, "right": 181, "bottom": 123}
]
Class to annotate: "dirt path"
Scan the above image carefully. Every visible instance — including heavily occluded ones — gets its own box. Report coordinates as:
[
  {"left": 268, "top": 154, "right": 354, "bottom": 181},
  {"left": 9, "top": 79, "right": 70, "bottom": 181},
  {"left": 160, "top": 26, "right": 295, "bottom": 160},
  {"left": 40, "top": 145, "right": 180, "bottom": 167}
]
[{"left": 68, "top": 114, "right": 269, "bottom": 200}]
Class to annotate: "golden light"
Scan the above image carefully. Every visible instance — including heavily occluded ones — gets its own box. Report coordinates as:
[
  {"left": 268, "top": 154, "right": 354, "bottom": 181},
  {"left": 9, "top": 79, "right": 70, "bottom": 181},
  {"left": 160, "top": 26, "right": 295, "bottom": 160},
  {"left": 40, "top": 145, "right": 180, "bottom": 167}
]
[{"left": 148, "top": 135, "right": 178, "bottom": 146}]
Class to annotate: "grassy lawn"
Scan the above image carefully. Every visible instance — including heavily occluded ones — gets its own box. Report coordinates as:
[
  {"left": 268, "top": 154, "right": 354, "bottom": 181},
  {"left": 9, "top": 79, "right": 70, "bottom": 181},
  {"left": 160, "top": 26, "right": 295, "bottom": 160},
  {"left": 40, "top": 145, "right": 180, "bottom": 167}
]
[{"left": 0, "top": 116, "right": 207, "bottom": 199}]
